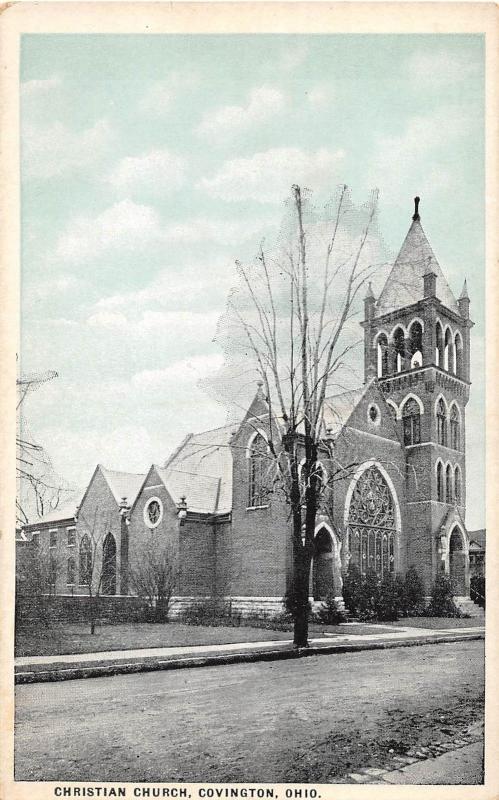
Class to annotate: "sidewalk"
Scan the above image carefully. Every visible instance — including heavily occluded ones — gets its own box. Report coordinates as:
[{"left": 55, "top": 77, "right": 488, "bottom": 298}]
[{"left": 15, "top": 623, "right": 484, "bottom": 684}]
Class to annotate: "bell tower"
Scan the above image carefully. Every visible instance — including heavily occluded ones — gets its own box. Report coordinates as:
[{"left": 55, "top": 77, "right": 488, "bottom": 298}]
[{"left": 361, "top": 198, "right": 473, "bottom": 595}]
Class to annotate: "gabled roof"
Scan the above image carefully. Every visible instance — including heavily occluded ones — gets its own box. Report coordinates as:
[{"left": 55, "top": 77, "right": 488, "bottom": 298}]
[
  {"left": 468, "top": 528, "right": 486, "bottom": 549},
  {"left": 322, "top": 383, "right": 372, "bottom": 437},
  {"left": 21, "top": 495, "right": 82, "bottom": 529},
  {"left": 163, "top": 423, "right": 234, "bottom": 514},
  {"left": 376, "top": 219, "right": 459, "bottom": 316},
  {"left": 99, "top": 466, "right": 145, "bottom": 506}
]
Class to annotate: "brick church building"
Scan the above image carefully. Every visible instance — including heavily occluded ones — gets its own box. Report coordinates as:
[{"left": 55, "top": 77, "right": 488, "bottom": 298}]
[{"left": 20, "top": 202, "right": 474, "bottom": 615}]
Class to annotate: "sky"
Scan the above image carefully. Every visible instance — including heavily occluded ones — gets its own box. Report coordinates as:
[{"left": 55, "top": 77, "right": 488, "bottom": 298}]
[{"left": 20, "top": 33, "right": 485, "bottom": 528}]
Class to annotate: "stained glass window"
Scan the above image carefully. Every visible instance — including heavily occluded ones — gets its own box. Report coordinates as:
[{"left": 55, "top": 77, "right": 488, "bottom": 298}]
[
  {"left": 402, "top": 398, "right": 421, "bottom": 446},
  {"left": 437, "top": 399, "right": 447, "bottom": 446},
  {"left": 248, "top": 433, "right": 269, "bottom": 507},
  {"left": 347, "top": 466, "right": 396, "bottom": 577},
  {"left": 450, "top": 405, "right": 460, "bottom": 450},
  {"left": 79, "top": 534, "right": 92, "bottom": 585}
]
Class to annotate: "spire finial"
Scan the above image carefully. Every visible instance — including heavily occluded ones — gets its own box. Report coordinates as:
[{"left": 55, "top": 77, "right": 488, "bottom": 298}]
[
  {"left": 459, "top": 278, "right": 469, "bottom": 300},
  {"left": 412, "top": 196, "right": 420, "bottom": 221}
]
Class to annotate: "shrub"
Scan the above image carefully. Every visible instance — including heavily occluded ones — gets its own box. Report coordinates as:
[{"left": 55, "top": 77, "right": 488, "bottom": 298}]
[
  {"left": 314, "top": 592, "right": 347, "bottom": 625},
  {"left": 470, "top": 574, "right": 485, "bottom": 608},
  {"left": 342, "top": 563, "right": 363, "bottom": 617},
  {"left": 181, "top": 598, "right": 231, "bottom": 626},
  {"left": 401, "top": 566, "right": 426, "bottom": 617},
  {"left": 375, "top": 573, "right": 401, "bottom": 621},
  {"left": 427, "top": 574, "right": 462, "bottom": 617},
  {"left": 356, "top": 570, "right": 380, "bottom": 621}
]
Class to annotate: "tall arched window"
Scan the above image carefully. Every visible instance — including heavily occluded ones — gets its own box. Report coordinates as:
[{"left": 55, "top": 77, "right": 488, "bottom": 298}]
[
  {"left": 435, "top": 322, "right": 443, "bottom": 367},
  {"left": 436, "top": 461, "right": 444, "bottom": 502},
  {"left": 455, "top": 333, "right": 464, "bottom": 378},
  {"left": 444, "top": 328, "right": 454, "bottom": 373},
  {"left": 248, "top": 433, "right": 269, "bottom": 507},
  {"left": 408, "top": 321, "right": 423, "bottom": 369},
  {"left": 450, "top": 404, "right": 460, "bottom": 450},
  {"left": 376, "top": 333, "right": 389, "bottom": 377},
  {"left": 454, "top": 465, "right": 462, "bottom": 504},
  {"left": 102, "top": 532, "right": 117, "bottom": 596},
  {"left": 402, "top": 398, "right": 421, "bottom": 446},
  {"left": 392, "top": 327, "right": 405, "bottom": 373},
  {"left": 437, "top": 399, "right": 447, "bottom": 446},
  {"left": 347, "top": 465, "right": 397, "bottom": 577},
  {"left": 79, "top": 534, "right": 92, "bottom": 586},
  {"left": 445, "top": 464, "right": 453, "bottom": 503},
  {"left": 67, "top": 556, "right": 76, "bottom": 585}
]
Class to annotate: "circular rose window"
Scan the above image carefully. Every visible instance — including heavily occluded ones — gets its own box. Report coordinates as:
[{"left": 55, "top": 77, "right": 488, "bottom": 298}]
[{"left": 144, "top": 497, "right": 163, "bottom": 529}]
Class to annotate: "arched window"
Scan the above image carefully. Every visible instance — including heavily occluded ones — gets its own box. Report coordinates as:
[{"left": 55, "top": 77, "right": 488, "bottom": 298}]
[
  {"left": 455, "top": 333, "right": 464, "bottom": 378},
  {"left": 444, "top": 328, "right": 454, "bottom": 373},
  {"left": 445, "top": 464, "right": 453, "bottom": 503},
  {"left": 436, "top": 461, "right": 444, "bottom": 502},
  {"left": 248, "top": 433, "right": 269, "bottom": 507},
  {"left": 392, "top": 327, "right": 405, "bottom": 373},
  {"left": 347, "top": 465, "right": 397, "bottom": 577},
  {"left": 450, "top": 405, "right": 460, "bottom": 450},
  {"left": 454, "top": 466, "right": 462, "bottom": 504},
  {"left": 408, "top": 321, "right": 423, "bottom": 369},
  {"left": 67, "top": 556, "right": 76, "bottom": 585},
  {"left": 79, "top": 534, "right": 92, "bottom": 586},
  {"left": 376, "top": 333, "right": 389, "bottom": 377},
  {"left": 435, "top": 322, "right": 444, "bottom": 367},
  {"left": 102, "top": 533, "right": 117, "bottom": 596},
  {"left": 436, "top": 399, "right": 447, "bottom": 446},
  {"left": 402, "top": 398, "right": 421, "bottom": 446}
]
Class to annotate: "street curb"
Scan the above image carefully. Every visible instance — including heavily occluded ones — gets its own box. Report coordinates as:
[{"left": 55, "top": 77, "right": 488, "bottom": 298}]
[{"left": 14, "top": 631, "right": 484, "bottom": 684}]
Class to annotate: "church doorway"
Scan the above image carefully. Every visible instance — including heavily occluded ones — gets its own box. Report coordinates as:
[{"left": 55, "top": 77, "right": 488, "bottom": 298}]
[
  {"left": 102, "top": 533, "right": 117, "bottom": 596},
  {"left": 346, "top": 464, "right": 398, "bottom": 578},
  {"left": 313, "top": 527, "right": 334, "bottom": 600},
  {"left": 449, "top": 527, "right": 467, "bottom": 595}
]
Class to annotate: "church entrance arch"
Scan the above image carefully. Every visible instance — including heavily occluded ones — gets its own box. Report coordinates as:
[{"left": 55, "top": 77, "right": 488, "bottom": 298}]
[
  {"left": 449, "top": 526, "right": 467, "bottom": 595},
  {"left": 313, "top": 527, "right": 334, "bottom": 600},
  {"left": 102, "top": 533, "right": 117, "bottom": 596},
  {"left": 345, "top": 464, "right": 398, "bottom": 578}
]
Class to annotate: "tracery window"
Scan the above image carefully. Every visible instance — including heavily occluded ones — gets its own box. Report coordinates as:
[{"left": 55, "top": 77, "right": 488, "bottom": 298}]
[
  {"left": 437, "top": 399, "right": 447, "bottom": 446},
  {"left": 67, "top": 557, "right": 76, "bottom": 585},
  {"left": 248, "top": 433, "right": 269, "bottom": 507},
  {"left": 347, "top": 466, "right": 396, "bottom": 578},
  {"left": 402, "top": 398, "right": 421, "bottom": 446},
  {"left": 450, "top": 405, "right": 460, "bottom": 450},
  {"left": 79, "top": 534, "right": 92, "bottom": 585}
]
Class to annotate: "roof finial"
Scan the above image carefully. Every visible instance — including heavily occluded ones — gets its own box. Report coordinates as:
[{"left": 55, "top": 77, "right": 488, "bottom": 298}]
[
  {"left": 459, "top": 278, "right": 469, "bottom": 300},
  {"left": 412, "top": 196, "right": 420, "bottom": 221}
]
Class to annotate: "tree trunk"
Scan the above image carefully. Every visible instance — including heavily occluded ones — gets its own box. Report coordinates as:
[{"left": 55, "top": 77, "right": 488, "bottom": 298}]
[{"left": 293, "top": 548, "right": 312, "bottom": 647}]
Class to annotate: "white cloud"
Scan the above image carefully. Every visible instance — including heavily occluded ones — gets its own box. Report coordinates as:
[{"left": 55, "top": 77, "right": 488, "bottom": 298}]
[
  {"left": 275, "top": 43, "right": 309, "bottom": 73},
  {"left": 307, "top": 84, "right": 333, "bottom": 111},
  {"left": 107, "top": 149, "right": 187, "bottom": 196},
  {"left": 132, "top": 353, "right": 224, "bottom": 395},
  {"left": 21, "top": 76, "right": 62, "bottom": 98},
  {"left": 196, "top": 85, "right": 285, "bottom": 142},
  {"left": 22, "top": 118, "right": 113, "bottom": 180},
  {"left": 406, "top": 49, "right": 480, "bottom": 88},
  {"left": 56, "top": 199, "right": 162, "bottom": 263},
  {"left": 88, "top": 308, "right": 221, "bottom": 342},
  {"left": 139, "top": 71, "right": 198, "bottom": 116},
  {"left": 198, "top": 146, "right": 345, "bottom": 203}
]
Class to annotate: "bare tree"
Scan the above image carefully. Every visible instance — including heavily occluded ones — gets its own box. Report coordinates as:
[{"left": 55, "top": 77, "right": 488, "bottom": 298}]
[
  {"left": 16, "top": 366, "right": 73, "bottom": 526},
  {"left": 129, "top": 534, "right": 178, "bottom": 622},
  {"left": 217, "top": 184, "right": 384, "bottom": 647},
  {"left": 16, "top": 543, "right": 63, "bottom": 628},
  {"left": 76, "top": 506, "right": 116, "bottom": 634}
]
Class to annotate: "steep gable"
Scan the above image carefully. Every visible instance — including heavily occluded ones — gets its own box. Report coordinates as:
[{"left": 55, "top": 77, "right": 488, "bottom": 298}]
[
  {"left": 377, "top": 219, "right": 459, "bottom": 316},
  {"left": 324, "top": 380, "right": 401, "bottom": 444}
]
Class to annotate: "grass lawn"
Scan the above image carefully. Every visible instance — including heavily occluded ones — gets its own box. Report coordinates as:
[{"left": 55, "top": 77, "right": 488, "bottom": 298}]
[{"left": 15, "top": 614, "right": 483, "bottom": 658}]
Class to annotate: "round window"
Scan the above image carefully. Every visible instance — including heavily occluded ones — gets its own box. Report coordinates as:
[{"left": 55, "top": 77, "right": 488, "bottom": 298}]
[
  {"left": 144, "top": 497, "right": 163, "bottom": 529},
  {"left": 368, "top": 404, "right": 380, "bottom": 424}
]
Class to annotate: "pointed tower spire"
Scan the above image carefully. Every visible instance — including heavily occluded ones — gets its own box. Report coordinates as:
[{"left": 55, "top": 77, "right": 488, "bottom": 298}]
[
  {"left": 256, "top": 379, "right": 264, "bottom": 399},
  {"left": 412, "top": 196, "right": 421, "bottom": 221},
  {"left": 459, "top": 279, "right": 469, "bottom": 300},
  {"left": 365, "top": 281, "right": 375, "bottom": 300},
  {"left": 458, "top": 278, "right": 470, "bottom": 319}
]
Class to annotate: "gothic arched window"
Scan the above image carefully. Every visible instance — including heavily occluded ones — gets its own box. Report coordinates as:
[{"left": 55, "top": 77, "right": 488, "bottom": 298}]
[
  {"left": 408, "top": 321, "right": 423, "bottom": 369},
  {"left": 445, "top": 464, "right": 453, "bottom": 503},
  {"left": 347, "top": 466, "right": 396, "bottom": 578},
  {"left": 444, "top": 328, "right": 455, "bottom": 373},
  {"left": 436, "top": 461, "right": 444, "bottom": 502},
  {"left": 450, "top": 404, "right": 460, "bottom": 450},
  {"left": 437, "top": 399, "right": 447, "bottom": 446},
  {"left": 67, "top": 557, "right": 76, "bottom": 585},
  {"left": 79, "top": 534, "right": 92, "bottom": 586},
  {"left": 392, "top": 327, "right": 405, "bottom": 373},
  {"left": 435, "top": 322, "right": 444, "bottom": 367},
  {"left": 454, "top": 466, "right": 462, "bottom": 504},
  {"left": 402, "top": 398, "right": 421, "bottom": 446},
  {"left": 376, "top": 334, "right": 389, "bottom": 378},
  {"left": 248, "top": 433, "right": 269, "bottom": 507}
]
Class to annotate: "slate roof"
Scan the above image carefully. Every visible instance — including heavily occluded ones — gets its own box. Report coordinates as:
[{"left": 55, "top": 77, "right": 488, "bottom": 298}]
[
  {"left": 322, "top": 384, "right": 371, "bottom": 437},
  {"left": 162, "top": 424, "right": 234, "bottom": 514},
  {"left": 21, "top": 496, "right": 81, "bottom": 529},
  {"left": 376, "top": 219, "right": 459, "bottom": 316},
  {"left": 99, "top": 466, "right": 146, "bottom": 506}
]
